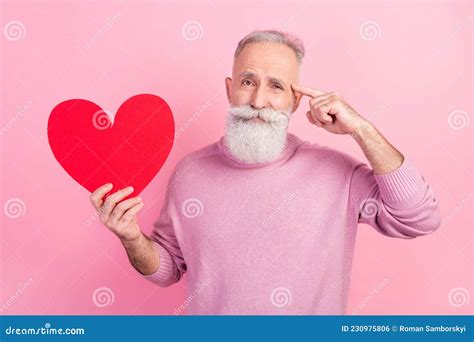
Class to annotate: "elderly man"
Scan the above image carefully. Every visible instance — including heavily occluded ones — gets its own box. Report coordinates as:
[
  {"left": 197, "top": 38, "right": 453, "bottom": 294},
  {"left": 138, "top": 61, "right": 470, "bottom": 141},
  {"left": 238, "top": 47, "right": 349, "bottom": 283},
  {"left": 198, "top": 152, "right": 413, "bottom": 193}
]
[{"left": 89, "top": 30, "right": 441, "bottom": 315}]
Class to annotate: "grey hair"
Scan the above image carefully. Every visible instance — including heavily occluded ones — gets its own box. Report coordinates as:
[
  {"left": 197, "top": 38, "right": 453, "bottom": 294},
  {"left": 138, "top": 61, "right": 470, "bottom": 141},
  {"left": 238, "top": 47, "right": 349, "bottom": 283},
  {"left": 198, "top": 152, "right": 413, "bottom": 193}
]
[{"left": 234, "top": 29, "right": 305, "bottom": 65}]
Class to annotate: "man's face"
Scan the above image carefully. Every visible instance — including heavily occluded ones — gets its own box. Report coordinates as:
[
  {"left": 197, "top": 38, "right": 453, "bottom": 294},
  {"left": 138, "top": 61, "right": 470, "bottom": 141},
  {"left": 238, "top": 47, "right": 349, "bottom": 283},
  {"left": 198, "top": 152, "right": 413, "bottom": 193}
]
[
  {"left": 223, "top": 42, "right": 303, "bottom": 164},
  {"left": 225, "top": 42, "right": 302, "bottom": 113}
]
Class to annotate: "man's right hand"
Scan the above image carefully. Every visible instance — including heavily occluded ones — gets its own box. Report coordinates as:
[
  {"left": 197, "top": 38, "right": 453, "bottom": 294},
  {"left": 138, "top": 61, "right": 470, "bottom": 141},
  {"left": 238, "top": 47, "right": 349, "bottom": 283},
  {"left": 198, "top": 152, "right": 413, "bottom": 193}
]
[{"left": 89, "top": 183, "right": 144, "bottom": 242}]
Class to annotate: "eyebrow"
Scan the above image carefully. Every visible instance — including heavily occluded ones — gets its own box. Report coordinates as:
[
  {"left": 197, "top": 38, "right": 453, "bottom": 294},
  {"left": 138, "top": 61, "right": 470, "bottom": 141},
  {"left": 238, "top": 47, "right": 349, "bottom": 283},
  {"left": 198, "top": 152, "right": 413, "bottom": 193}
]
[{"left": 239, "top": 71, "right": 287, "bottom": 87}]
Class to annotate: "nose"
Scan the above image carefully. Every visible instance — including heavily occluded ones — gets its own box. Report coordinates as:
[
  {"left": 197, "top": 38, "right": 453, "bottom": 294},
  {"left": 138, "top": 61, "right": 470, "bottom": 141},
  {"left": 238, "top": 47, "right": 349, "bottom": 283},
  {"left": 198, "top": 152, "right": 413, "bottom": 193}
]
[{"left": 249, "top": 85, "right": 269, "bottom": 110}]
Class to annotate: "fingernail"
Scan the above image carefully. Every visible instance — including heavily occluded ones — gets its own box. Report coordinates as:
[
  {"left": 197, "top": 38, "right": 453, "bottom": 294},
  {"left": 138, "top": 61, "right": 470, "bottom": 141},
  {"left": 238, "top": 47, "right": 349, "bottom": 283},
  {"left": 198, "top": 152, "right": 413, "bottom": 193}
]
[
  {"left": 137, "top": 196, "right": 142, "bottom": 201},
  {"left": 127, "top": 186, "right": 134, "bottom": 192}
]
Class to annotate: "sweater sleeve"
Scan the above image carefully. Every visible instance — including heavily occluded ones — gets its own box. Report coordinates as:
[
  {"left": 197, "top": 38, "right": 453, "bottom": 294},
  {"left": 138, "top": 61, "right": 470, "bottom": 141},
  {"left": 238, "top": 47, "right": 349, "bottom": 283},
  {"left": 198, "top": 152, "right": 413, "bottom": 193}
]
[
  {"left": 141, "top": 171, "right": 187, "bottom": 287},
  {"left": 348, "top": 156, "right": 441, "bottom": 239}
]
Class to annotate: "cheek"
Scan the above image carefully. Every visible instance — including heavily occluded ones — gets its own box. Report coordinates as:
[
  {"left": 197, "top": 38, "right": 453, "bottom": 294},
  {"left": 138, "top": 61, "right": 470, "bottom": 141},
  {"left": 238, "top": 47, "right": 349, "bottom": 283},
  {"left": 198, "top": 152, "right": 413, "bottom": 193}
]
[
  {"left": 231, "top": 88, "right": 252, "bottom": 106},
  {"left": 270, "top": 94, "right": 292, "bottom": 111}
]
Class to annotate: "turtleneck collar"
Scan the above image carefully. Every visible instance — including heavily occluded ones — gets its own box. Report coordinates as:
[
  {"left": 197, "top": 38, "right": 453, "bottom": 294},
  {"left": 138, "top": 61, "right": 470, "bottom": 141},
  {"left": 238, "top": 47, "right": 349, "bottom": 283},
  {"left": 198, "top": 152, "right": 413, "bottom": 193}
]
[{"left": 218, "top": 133, "right": 305, "bottom": 169}]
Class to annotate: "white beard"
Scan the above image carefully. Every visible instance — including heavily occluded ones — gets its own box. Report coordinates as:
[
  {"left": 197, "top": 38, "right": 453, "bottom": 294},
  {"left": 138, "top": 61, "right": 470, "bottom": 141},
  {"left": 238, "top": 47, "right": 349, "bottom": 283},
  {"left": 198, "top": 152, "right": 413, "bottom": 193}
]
[{"left": 224, "top": 104, "right": 292, "bottom": 164}]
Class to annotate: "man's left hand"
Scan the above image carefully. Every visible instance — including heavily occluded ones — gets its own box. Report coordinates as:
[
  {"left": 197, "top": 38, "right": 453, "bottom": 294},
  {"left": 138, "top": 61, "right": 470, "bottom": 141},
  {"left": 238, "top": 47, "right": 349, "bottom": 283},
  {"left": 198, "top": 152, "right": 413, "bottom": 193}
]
[{"left": 292, "top": 84, "right": 370, "bottom": 135}]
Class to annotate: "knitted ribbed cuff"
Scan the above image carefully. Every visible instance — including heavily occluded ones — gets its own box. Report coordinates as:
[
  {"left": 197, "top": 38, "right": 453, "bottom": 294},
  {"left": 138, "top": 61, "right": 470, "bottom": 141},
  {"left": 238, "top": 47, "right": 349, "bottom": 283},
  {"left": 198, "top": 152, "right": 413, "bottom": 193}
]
[
  {"left": 373, "top": 157, "right": 426, "bottom": 208},
  {"left": 142, "top": 240, "right": 175, "bottom": 285}
]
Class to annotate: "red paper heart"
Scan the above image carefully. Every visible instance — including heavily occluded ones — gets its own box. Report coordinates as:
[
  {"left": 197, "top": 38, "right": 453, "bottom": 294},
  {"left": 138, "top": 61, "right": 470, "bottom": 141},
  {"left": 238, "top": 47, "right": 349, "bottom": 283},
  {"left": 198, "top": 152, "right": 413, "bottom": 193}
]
[{"left": 48, "top": 94, "right": 174, "bottom": 200}]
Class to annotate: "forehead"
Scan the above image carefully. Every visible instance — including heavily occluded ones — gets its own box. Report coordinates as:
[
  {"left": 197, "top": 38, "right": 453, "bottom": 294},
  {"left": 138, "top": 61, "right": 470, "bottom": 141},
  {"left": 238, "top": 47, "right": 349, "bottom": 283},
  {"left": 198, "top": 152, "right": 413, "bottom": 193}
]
[{"left": 233, "top": 42, "right": 299, "bottom": 82}]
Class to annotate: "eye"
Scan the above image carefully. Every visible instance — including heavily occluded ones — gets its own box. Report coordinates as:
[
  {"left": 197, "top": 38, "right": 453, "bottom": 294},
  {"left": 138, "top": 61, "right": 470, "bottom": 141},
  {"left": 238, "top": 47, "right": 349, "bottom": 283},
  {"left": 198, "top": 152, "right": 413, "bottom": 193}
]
[
  {"left": 242, "top": 79, "right": 254, "bottom": 86},
  {"left": 271, "top": 83, "right": 283, "bottom": 90}
]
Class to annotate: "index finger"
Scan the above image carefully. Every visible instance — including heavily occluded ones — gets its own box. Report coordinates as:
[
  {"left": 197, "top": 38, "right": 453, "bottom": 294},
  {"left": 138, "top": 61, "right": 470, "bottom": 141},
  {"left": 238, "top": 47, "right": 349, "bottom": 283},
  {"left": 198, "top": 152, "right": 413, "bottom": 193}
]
[
  {"left": 90, "top": 183, "right": 113, "bottom": 209},
  {"left": 291, "top": 84, "right": 325, "bottom": 98}
]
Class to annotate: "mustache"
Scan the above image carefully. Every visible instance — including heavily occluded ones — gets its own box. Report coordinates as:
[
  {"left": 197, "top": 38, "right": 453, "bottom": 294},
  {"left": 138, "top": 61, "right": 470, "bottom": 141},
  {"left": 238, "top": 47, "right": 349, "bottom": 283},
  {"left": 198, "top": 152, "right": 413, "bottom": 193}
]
[{"left": 228, "top": 105, "right": 291, "bottom": 124}]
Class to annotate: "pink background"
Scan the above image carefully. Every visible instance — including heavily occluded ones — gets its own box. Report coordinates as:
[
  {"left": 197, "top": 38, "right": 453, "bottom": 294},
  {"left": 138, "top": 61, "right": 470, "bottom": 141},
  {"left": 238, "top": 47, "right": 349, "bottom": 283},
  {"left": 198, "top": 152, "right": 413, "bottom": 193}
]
[{"left": 1, "top": 0, "right": 472, "bottom": 315}]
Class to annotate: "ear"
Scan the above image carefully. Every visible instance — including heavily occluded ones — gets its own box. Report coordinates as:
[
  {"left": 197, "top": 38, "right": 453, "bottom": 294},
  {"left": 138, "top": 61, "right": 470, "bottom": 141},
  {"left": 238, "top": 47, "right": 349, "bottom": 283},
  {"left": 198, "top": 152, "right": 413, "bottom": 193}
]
[
  {"left": 291, "top": 88, "right": 303, "bottom": 113},
  {"left": 225, "top": 77, "right": 233, "bottom": 105}
]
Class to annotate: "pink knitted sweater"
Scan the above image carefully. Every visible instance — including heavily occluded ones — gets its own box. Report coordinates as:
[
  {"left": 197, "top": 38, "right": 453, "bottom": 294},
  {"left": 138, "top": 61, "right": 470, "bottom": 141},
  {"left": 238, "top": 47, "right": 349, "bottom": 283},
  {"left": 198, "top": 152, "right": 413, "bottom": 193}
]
[{"left": 141, "top": 133, "right": 441, "bottom": 314}]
